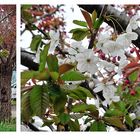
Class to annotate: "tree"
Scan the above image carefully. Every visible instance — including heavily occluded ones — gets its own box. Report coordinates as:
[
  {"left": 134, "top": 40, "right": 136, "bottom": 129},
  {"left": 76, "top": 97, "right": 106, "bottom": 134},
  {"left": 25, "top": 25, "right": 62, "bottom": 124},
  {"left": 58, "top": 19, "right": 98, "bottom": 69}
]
[
  {"left": 0, "top": 5, "right": 16, "bottom": 121},
  {"left": 21, "top": 4, "right": 140, "bottom": 131}
]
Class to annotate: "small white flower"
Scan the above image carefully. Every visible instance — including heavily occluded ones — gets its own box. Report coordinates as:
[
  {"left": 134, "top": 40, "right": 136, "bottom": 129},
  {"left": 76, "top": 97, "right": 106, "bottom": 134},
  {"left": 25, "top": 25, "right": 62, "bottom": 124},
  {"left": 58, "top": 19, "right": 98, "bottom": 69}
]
[
  {"left": 68, "top": 41, "right": 85, "bottom": 55},
  {"left": 96, "top": 33, "right": 111, "bottom": 49},
  {"left": 129, "top": 113, "right": 136, "bottom": 120},
  {"left": 98, "top": 60, "right": 116, "bottom": 72},
  {"left": 126, "top": 15, "right": 140, "bottom": 32},
  {"left": 76, "top": 50, "right": 99, "bottom": 74},
  {"left": 49, "top": 30, "right": 59, "bottom": 53},
  {"left": 93, "top": 81, "right": 119, "bottom": 106},
  {"left": 116, "top": 32, "right": 138, "bottom": 48},
  {"left": 116, "top": 57, "right": 129, "bottom": 75},
  {"left": 102, "top": 92, "right": 120, "bottom": 107},
  {"left": 93, "top": 81, "right": 116, "bottom": 94}
]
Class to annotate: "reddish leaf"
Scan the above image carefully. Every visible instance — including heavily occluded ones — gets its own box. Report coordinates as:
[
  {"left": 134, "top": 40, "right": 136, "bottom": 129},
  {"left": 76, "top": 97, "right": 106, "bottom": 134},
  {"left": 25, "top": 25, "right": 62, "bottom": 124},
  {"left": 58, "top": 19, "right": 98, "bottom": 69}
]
[
  {"left": 123, "top": 62, "right": 140, "bottom": 77},
  {"left": 81, "top": 9, "right": 93, "bottom": 30},
  {"left": 59, "top": 64, "right": 74, "bottom": 75},
  {"left": 124, "top": 62, "right": 140, "bottom": 71},
  {"left": 31, "top": 11, "right": 44, "bottom": 16}
]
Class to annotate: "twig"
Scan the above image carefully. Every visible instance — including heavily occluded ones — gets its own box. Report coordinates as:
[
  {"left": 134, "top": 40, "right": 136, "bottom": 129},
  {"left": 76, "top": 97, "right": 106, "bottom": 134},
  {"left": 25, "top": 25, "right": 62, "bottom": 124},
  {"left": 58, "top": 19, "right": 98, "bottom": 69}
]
[
  {"left": 88, "top": 5, "right": 108, "bottom": 49},
  {"left": 0, "top": 9, "right": 15, "bottom": 23}
]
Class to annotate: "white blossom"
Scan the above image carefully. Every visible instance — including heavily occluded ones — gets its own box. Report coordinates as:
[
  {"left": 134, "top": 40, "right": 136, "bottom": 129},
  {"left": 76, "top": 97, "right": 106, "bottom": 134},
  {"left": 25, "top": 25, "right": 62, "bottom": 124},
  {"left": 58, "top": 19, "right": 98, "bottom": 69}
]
[
  {"left": 93, "top": 81, "right": 120, "bottom": 106},
  {"left": 96, "top": 33, "right": 111, "bottom": 48},
  {"left": 76, "top": 50, "right": 99, "bottom": 74},
  {"left": 116, "top": 57, "right": 129, "bottom": 75},
  {"left": 116, "top": 32, "right": 138, "bottom": 48},
  {"left": 126, "top": 15, "right": 140, "bottom": 32},
  {"left": 98, "top": 60, "right": 116, "bottom": 72},
  {"left": 49, "top": 30, "right": 59, "bottom": 53},
  {"left": 68, "top": 41, "right": 85, "bottom": 55},
  {"left": 129, "top": 113, "right": 136, "bottom": 120}
]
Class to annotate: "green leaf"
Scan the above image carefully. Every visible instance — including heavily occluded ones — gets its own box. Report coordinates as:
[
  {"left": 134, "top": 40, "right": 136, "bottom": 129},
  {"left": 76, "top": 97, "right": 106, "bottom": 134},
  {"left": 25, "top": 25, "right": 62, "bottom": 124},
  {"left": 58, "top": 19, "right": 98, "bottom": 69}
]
[
  {"left": 135, "top": 86, "right": 140, "bottom": 94},
  {"left": 21, "top": 70, "right": 37, "bottom": 85},
  {"left": 22, "top": 9, "right": 34, "bottom": 23},
  {"left": 53, "top": 91, "right": 67, "bottom": 114},
  {"left": 21, "top": 5, "right": 32, "bottom": 10},
  {"left": 105, "top": 108, "right": 124, "bottom": 117},
  {"left": 111, "top": 101, "right": 126, "bottom": 113},
  {"left": 73, "top": 20, "right": 87, "bottom": 27},
  {"left": 128, "top": 71, "right": 138, "bottom": 82},
  {"left": 46, "top": 54, "right": 59, "bottom": 72},
  {"left": 21, "top": 92, "right": 32, "bottom": 122},
  {"left": 90, "top": 121, "right": 106, "bottom": 131},
  {"left": 30, "top": 35, "right": 42, "bottom": 51},
  {"left": 59, "top": 113, "right": 71, "bottom": 125},
  {"left": 72, "top": 103, "right": 97, "bottom": 113},
  {"left": 50, "top": 72, "right": 59, "bottom": 81},
  {"left": 30, "top": 85, "right": 49, "bottom": 117},
  {"left": 39, "top": 44, "right": 49, "bottom": 72},
  {"left": 68, "top": 86, "right": 93, "bottom": 102},
  {"left": 33, "top": 70, "right": 50, "bottom": 81},
  {"left": 76, "top": 86, "right": 93, "bottom": 98},
  {"left": 68, "top": 120, "right": 80, "bottom": 131},
  {"left": 72, "top": 104, "right": 87, "bottom": 112},
  {"left": 47, "top": 83, "right": 67, "bottom": 114},
  {"left": 69, "top": 28, "right": 89, "bottom": 41},
  {"left": 93, "top": 17, "right": 104, "bottom": 29},
  {"left": 92, "top": 10, "right": 97, "bottom": 25},
  {"left": 104, "top": 116, "right": 125, "bottom": 129},
  {"left": 125, "top": 115, "right": 133, "bottom": 127},
  {"left": 61, "top": 71, "right": 87, "bottom": 81},
  {"left": 21, "top": 70, "right": 50, "bottom": 86}
]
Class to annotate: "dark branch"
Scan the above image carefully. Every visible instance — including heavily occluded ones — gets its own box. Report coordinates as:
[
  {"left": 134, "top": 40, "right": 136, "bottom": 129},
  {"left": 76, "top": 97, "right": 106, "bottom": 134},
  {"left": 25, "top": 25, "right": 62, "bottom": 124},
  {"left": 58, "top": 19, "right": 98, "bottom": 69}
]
[
  {"left": 21, "top": 49, "right": 39, "bottom": 70},
  {"left": 79, "top": 5, "right": 140, "bottom": 49}
]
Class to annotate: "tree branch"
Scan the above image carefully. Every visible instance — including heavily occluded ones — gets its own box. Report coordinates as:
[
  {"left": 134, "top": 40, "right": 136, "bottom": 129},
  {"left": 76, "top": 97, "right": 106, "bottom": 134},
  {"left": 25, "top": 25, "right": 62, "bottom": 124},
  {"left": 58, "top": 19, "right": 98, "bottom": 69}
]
[
  {"left": 21, "top": 49, "right": 39, "bottom": 70},
  {"left": 0, "top": 9, "right": 15, "bottom": 23},
  {"left": 79, "top": 5, "right": 140, "bottom": 49}
]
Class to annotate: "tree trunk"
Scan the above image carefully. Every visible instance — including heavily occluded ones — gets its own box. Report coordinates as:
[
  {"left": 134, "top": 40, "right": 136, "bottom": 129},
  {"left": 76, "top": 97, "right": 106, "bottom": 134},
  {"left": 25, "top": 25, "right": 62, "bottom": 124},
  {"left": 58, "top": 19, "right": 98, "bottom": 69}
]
[{"left": 0, "top": 63, "right": 12, "bottom": 121}]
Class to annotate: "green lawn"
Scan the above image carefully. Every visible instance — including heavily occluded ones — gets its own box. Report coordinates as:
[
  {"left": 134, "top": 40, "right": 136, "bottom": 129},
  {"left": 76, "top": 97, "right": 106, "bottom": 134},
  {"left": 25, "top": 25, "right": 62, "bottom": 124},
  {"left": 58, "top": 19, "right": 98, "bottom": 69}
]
[{"left": 0, "top": 118, "right": 16, "bottom": 131}]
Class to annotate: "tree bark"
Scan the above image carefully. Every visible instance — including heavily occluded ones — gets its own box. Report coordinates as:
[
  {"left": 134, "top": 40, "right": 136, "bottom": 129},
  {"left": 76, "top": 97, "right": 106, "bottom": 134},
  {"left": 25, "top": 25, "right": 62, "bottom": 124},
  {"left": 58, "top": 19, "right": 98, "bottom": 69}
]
[
  {"left": 78, "top": 5, "right": 140, "bottom": 48},
  {"left": 0, "top": 63, "right": 12, "bottom": 121}
]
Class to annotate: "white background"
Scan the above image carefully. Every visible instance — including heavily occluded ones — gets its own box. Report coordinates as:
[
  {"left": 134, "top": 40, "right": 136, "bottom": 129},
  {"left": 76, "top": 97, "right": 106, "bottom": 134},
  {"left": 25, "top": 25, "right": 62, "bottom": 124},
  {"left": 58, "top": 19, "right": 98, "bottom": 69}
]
[{"left": 1, "top": 0, "right": 140, "bottom": 139}]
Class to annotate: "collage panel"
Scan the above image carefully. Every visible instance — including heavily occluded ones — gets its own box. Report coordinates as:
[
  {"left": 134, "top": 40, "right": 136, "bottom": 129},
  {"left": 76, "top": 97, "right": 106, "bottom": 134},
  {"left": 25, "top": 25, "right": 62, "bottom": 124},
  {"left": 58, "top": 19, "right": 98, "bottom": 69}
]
[
  {"left": 0, "top": 4, "right": 16, "bottom": 131},
  {"left": 20, "top": 4, "right": 140, "bottom": 132}
]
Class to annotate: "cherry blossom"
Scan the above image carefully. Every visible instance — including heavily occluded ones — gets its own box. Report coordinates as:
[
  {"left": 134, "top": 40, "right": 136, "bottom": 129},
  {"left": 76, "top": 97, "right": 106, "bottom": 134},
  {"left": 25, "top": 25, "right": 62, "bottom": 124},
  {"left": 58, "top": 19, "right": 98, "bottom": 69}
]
[
  {"left": 93, "top": 81, "right": 120, "bottom": 106},
  {"left": 98, "top": 60, "right": 116, "bottom": 72},
  {"left": 48, "top": 29, "right": 60, "bottom": 53},
  {"left": 76, "top": 50, "right": 99, "bottom": 74},
  {"left": 126, "top": 15, "right": 140, "bottom": 32},
  {"left": 68, "top": 41, "right": 85, "bottom": 55},
  {"left": 116, "top": 32, "right": 138, "bottom": 48}
]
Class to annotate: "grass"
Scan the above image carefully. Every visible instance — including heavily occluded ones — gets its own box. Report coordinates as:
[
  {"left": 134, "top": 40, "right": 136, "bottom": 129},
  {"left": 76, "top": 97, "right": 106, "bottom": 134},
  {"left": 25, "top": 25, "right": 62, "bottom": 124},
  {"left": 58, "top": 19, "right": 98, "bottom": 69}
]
[{"left": 0, "top": 118, "right": 16, "bottom": 131}]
